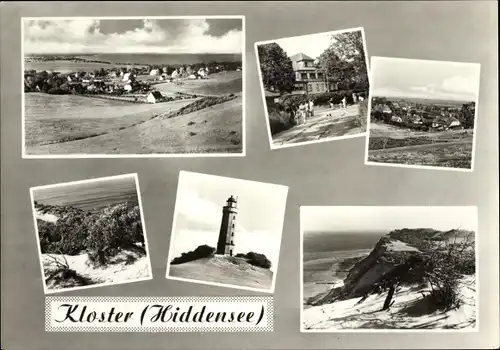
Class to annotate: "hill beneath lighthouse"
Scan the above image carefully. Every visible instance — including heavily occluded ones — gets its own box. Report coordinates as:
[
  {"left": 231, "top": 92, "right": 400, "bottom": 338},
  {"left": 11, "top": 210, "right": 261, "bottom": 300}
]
[{"left": 168, "top": 247, "right": 273, "bottom": 291}]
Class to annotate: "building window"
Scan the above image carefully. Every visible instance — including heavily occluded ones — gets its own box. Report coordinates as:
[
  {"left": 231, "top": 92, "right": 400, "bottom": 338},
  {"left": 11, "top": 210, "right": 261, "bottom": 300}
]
[
  {"left": 309, "top": 72, "right": 316, "bottom": 80},
  {"left": 318, "top": 72, "right": 324, "bottom": 79},
  {"left": 232, "top": 223, "right": 235, "bottom": 228},
  {"left": 301, "top": 72, "right": 308, "bottom": 80},
  {"left": 307, "top": 84, "right": 312, "bottom": 92}
]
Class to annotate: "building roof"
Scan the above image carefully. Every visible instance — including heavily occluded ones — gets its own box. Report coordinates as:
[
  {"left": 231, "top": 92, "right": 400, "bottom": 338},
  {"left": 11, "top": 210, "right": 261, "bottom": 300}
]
[
  {"left": 289, "top": 53, "right": 315, "bottom": 62},
  {"left": 149, "top": 91, "right": 163, "bottom": 99},
  {"left": 227, "top": 195, "right": 237, "bottom": 203},
  {"left": 433, "top": 116, "right": 459, "bottom": 125}
]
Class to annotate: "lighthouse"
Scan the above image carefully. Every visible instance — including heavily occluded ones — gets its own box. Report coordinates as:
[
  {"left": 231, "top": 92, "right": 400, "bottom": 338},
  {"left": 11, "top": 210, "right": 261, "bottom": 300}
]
[{"left": 216, "top": 195, "right": 238, "bottom": 256}]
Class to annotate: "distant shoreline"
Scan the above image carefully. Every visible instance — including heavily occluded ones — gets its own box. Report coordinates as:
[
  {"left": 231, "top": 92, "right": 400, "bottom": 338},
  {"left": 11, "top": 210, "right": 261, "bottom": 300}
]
[{"left": 370, "top": 95, "right": 473, "bottom": 105}]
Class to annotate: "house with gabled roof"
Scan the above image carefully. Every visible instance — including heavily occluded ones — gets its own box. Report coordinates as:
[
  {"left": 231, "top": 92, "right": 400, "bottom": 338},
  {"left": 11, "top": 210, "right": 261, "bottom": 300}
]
[
  {"left": 289, "top": 52, "right": 330, "bottom": 95},
  {"left": 432, "top": 116, "right": 461, "bottom": 130},
  {"left": 146, "top": 91, "right": 164, "bottom": 104}
]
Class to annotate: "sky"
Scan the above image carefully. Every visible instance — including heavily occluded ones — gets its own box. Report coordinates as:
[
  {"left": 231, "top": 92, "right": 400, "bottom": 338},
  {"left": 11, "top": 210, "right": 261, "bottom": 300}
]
[
  {"left": 170, "top": 171, "right": 288, "bottom": 271},
  {"left": 23, "top": 18, "right": 243, "bottom": 54},
  {"left": 267, "top": 28, "right": 362, "bottom": 61},
  {"left": 370, "top": 57, "right": 481, "bottom": 102},
  {"left": 32, "top": 175, "right": 139, "bottom": 211},
  {"left": 302, "top": 206, "right": 478, "bottom": 234}
]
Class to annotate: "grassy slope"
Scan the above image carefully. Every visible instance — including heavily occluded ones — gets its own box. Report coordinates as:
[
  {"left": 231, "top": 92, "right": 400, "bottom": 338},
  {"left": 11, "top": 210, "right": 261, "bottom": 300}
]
[
  {"left": 31, "top": 96, "right": 243, "bottom": 154},
  {"left": 169, "top": 255, "right": 273, "bottom": 290},
  {"left": 368, "top": 123, "right": 474, "bottom": 168},
  {"left": 25, "top": 95, "right": 195, "bottom": 148}
]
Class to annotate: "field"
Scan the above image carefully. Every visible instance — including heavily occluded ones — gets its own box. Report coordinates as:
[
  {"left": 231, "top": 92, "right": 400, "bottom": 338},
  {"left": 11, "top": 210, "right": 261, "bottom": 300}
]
[
  {"left": 24, "top": 71, "right": 243, "bottom": 155},
  {"left": 155, "top": 71, "right": 242, "bottom": 97},
  {"left": 27, "top": 96, "right": 243, "bottom": 154},
  {"left": 367, "top": 122, "right": 474, "bottom": 169},
  {"left": 25, "top": 93, "right": 195, "bottom": 147},
  {"left": 24, "top": 60, "right": 146, "bottom": 73}
]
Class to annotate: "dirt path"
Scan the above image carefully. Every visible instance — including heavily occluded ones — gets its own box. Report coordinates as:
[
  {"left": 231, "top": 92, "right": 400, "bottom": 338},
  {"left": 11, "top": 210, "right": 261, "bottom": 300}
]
[{"left": 272, "top": 104, "right": 364, "bottom": 146}]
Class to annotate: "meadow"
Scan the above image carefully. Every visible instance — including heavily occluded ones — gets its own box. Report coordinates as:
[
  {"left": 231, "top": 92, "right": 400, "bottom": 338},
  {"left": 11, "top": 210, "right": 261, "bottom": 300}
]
[
  {"left": 24, "top": 93, "right": 195, "bottom": 148},
  {"left": 368, "top": 122, "right": 474, "bottom": 169},
  {"left": 155, "top": 71, "right": 242, "bottom": 97}
]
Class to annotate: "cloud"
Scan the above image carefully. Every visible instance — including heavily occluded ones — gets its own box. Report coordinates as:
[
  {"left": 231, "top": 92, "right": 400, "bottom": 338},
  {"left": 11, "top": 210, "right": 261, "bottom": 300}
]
[
  {"left": 23, "top": 19, "right": 242, "bottom": 54},
  {"left": 441, "top": 76, "right": 478, "bottom": 96},
  {"left": 175, "top": 187, "right": 223, "bottom": 231},
  {"left": 375, "top": 78, "right": 478, "bottom": 101},
  {"left": 171, "top": 188, "right": 281, "bottom": 271}
]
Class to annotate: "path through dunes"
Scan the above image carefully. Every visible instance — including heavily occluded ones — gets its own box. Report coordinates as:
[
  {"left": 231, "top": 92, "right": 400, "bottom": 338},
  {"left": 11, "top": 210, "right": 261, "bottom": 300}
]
[
  {"left": 272, "top": 104, "right": 365, "bottom": 147},
  {"left": 31, "top": 96, "right": 243, "bottom": 154}
]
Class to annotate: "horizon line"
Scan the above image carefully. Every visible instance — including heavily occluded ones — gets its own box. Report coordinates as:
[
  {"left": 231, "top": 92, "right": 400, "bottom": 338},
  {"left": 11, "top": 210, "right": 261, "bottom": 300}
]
[
  {"left": 371, "top": 94, "right": 474, "bottom": 103},
  {"left": 24, "top": 52, "right": 243, "bottom": 55}
]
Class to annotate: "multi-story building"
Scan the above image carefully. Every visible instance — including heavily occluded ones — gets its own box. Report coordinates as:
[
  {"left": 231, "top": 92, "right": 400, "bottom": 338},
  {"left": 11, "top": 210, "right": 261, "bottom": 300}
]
[{"left": 290, "top": 53, "right": 335, "bottom": 95}]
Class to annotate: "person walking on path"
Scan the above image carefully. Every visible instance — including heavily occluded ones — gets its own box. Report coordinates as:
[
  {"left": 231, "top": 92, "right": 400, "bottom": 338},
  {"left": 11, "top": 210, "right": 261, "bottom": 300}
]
[
  {"left": 308, "top": 99, "right": 315, "bottom": 117},
  {"left": 329, "top": 97, "right": 334, "bottom": 110},
  {"left": 341, "top": 96, "right": 347, "bottom": 116},
  {"left": 298, "top": 102, "right": 306, "bottom": 124}
]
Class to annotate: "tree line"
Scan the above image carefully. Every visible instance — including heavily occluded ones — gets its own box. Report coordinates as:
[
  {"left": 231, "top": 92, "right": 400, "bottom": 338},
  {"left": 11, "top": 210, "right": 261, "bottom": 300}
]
[{"left": 257, "top": 30, "right": 369, "bottom": 95}]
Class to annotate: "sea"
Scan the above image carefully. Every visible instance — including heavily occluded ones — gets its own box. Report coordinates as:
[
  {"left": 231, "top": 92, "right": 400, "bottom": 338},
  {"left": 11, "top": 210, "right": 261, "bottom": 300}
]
[
  {"left": 303, "top": 231, "right": 386, "bottom": 256},
  {"left": 24, "top": 53, "right": 243, "bottom": 72},
  {"left": 33, "top": 176, "right": 139, "bottom": 212},
  {"left": 302, "top": 232, "right": 386, "bottom": 300},
  {"left": 83, "top": 53, "right": 242, "bottom": 65}
]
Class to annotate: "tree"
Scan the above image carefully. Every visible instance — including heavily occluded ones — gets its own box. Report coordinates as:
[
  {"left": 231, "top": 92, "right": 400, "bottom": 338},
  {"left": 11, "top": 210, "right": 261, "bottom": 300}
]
[
  {"left": 318, "top": 31, "right": 369, "bottom": 90},
  {"left": 86, "top": 203, "right": 143, "bottom": 266},
  {"left": 257, "top": 43, "right": 295, "bottom": 93},
  {"left": 459, "top": 103, "right": 475, "bottom": 129}
]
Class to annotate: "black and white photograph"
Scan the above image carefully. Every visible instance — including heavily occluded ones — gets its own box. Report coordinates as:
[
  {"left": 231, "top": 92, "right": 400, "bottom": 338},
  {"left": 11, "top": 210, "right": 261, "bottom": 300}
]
[
  {"left": 22, "top": 16, "right": 244, "bottom": 157},
  {"left": 365, "top": 57, "right": 480, "bottom": 171},
  {"left": 166, "top": 171, "right": 288, "bottom": 293},
  {"left": 30, "top": 174, "right": 152, "bottom": 293},
  {"left": 301, "top": 206, "right": 477, "bottom": 331},
  {"left": 255, "top": 27, "right": 370, "bottom": 149}
]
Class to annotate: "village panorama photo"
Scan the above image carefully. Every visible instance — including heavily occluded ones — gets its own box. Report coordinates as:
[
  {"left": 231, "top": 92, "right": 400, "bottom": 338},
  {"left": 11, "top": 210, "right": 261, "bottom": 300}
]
[
  {"left": 301, "top": 206, "right": 477, "bottom": 331},
  {"left": 166, "top": 171, "right": 288, "bottom": 293},
  {"left": 255, "top": 27, "right": 370, "bottom": 149},
  {"left": 30, "top": 174, "right": 152, "bottom": 294},
  {"left": 365, "top": 57, "right": 481, "bottom": 171},
  {"left": 22, "top": 16, "right": 244, "bottom": 157}
]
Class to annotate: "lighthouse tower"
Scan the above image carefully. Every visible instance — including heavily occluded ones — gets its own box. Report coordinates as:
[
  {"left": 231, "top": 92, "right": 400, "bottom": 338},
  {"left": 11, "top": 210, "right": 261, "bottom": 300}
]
[{"left": 216, "top": 195, "right": 238, "bottom": 256}]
